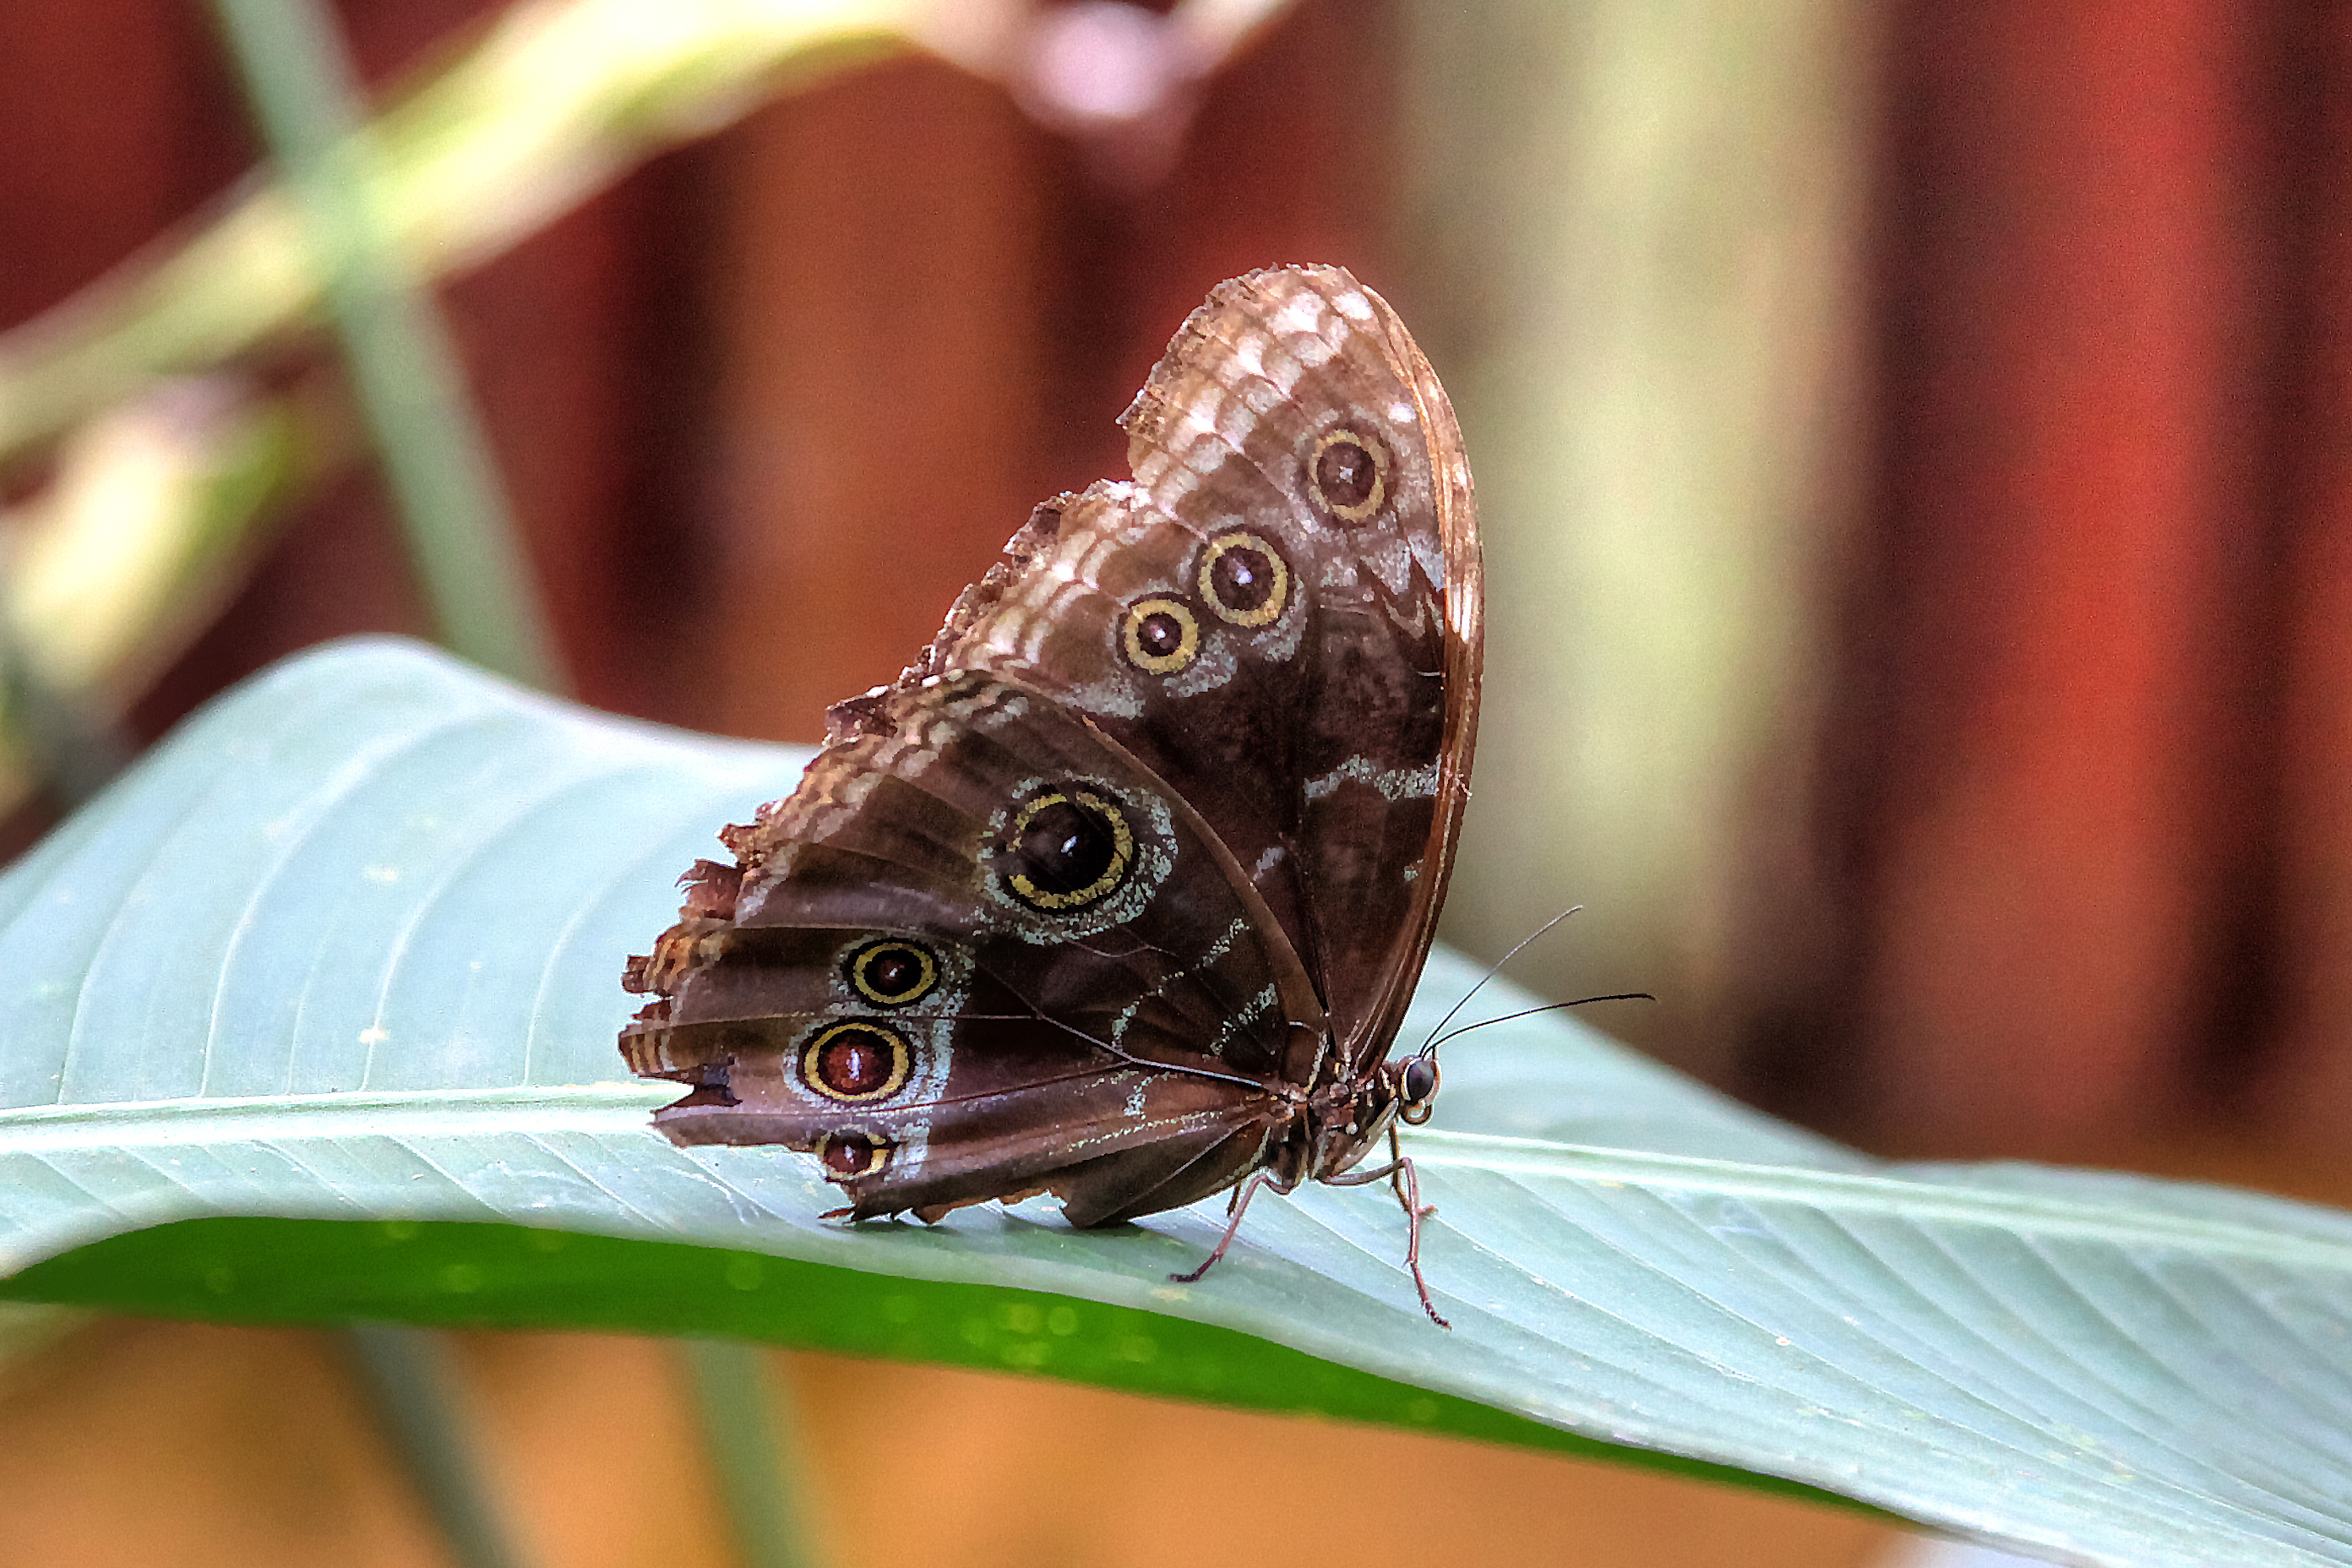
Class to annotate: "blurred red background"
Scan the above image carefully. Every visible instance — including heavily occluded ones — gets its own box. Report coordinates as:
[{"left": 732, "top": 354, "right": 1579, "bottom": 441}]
[{"left": 1739, "top": 0, "right": 2352, "bottom": 1178}]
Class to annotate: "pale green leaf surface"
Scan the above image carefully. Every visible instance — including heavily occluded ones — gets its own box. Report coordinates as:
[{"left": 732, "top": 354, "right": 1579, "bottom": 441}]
[{"left": 3, "top": 640, "right": 2352, "bottom": 1568}]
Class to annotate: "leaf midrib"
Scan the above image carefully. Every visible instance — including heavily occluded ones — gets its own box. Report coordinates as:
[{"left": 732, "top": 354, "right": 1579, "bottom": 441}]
[
  {"left": 1, "top": 1093, "right": 2343, "bottom": 1273},
  {"left": 0, "top": 1082, "right": 668, "bottom": 1147}
]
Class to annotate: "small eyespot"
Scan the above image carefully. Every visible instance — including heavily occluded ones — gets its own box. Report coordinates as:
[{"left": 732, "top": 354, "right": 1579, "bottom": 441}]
[
  {"left": 1196, "top": 531, "right": 1290, "bottom": 627},
  {"left": 999, "top": 787, "right": 1135, "bottom": 911},
  {"left": 1308, "top": 428, "right": 1388, "bottom": 523},
  {"left": 846, "top": 939, "right": 937, "bottom": 1007},
  {"left": 1121, "top": 596, "right": 1200, "bottom": 673},
  {"left": 799, "top": 1021, "right": 912, "bottom": 1102},
  {"left": 815, "top": 1130, "right": 890, "bottom": 1179}
]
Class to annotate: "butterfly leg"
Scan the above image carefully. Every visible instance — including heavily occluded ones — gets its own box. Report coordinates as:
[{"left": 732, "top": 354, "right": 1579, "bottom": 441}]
[
  {"left": 1169, "top": 1168, "right": 1298, "bottom": 1286},
  {"left": 1323, "top": 1128, "right": 1449, "bottom": 1328}
]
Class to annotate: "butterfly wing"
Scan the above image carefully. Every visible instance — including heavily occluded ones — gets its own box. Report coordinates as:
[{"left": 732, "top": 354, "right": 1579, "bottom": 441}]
[
  {"left": 622, "top": 672, "right": 1327, "bottom": 1224},
  {"left": 915, "top": 265, "right": 1482, "bottom": 1079},
  {"left": 623, "top": 265, "right": 1480, "bottom": 1229}
]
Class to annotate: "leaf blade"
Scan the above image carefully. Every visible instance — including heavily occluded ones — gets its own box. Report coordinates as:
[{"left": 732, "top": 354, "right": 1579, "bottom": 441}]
[{"left": 3, "top": 638, "right": 2351, "bottom": 1567}]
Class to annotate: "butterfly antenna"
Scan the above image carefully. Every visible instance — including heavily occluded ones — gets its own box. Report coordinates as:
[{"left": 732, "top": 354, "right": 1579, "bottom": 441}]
[
  {"left": 1414, "top": 905, "right": 1584, "bottom": 1058},
  {"left": 1422, "top": 993, "right": 1654, "bottom": 1054}
]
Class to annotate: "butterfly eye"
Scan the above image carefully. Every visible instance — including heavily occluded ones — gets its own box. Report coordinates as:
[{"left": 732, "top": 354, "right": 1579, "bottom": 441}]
[
  {"left": 1197, "top": 531, "right": 1290, "bottom": 627},
  {"left": 846, "top": 939, "right": 938, "bottom": 1006},
  {"left": 814, "top": 1130, "right": 891, "bottom": 1179},
  {"left": 1000, "top": 787, "right": 1135, "bottom": 911},
  {"left": 799, "top": 1021, "right": 912, "bottom": 1102},
  {"left": 1121, "top": 596, "right": 1200, "bottom": 673},
  {"left": 1307, "top": 427, "right": 1389, "bottom": 523},
  {"left": 1399, "top": 1055, "right": 1439, "bottom": 1124}
]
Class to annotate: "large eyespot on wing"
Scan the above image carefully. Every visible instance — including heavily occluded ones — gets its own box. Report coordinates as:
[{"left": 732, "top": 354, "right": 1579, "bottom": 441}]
[
  {"left": 942, "top": 766, "right": 1179, "bottom": 945},
  {"left": 993, "top": 783, "right": 1136, "bottom": 911},
  {"left": 798, "top": 1020, "right": 912, "bottom": 1102}
]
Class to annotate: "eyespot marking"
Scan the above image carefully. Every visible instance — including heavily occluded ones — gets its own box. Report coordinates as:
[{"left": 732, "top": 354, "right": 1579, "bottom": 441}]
[
  {"left": 816, "top": 1130, "right": 890, "bottom": 1179},
  {"left": 1197, "top": 531, "right": 1289, "bottom": 628},
  {"left": 799, "top": 1021, "right": 912, "bottom": 1102},
  {"left": 845, "top": 939, "right": 938, "bottom": 1007},
  {"left": 999, "top": 787, "right": 1135, "bottom": 911},
  {"left": 1308, "top": 428, "right": 1388, "bottom": 523},
  {"left": 1121, "top": 596, "right": 1200, "bottom": 674}
]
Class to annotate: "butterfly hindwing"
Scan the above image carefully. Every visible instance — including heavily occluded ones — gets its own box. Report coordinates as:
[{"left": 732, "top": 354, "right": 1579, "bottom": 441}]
[{"left": 620, "top": 672, "right": 1325, "bottom": 1222}]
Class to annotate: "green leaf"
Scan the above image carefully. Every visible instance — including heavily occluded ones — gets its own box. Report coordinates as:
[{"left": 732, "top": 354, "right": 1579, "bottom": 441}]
[{"left": 5, "top": 638, "right": 2351, "bottom": 1568}]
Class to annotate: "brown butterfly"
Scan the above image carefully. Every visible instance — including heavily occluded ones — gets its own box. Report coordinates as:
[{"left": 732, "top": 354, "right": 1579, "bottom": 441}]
[{"left": 621, "top": 264, "right": 1481, "bottom": 1326}]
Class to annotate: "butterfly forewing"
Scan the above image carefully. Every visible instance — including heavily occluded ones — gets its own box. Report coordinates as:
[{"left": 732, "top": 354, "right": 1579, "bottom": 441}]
[{"left": 933, "top": 267, "right": 1481, "bottom": 1075}]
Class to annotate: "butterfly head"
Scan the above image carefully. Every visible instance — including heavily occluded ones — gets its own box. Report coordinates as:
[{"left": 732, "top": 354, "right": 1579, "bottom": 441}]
[{"left": 1307, "top": 1048, "right": 1442, "bottom": 1183}]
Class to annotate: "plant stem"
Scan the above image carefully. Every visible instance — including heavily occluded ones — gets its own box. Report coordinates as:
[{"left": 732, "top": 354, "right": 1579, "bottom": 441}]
[
  {"left": 0, "top": 636, "right": 133, "bottom": 808},
  {"left": 345, "top": 1324, "right": 537, "bottom": 1568},
  {"left": 681, "top": 1340, "right": 822, "bottom": 1568},
  {"left": 205, "top": 0, "right": 564, "bottom": 692}
]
